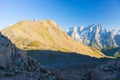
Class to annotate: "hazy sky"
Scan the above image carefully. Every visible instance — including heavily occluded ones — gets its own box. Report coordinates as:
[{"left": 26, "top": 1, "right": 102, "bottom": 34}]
[{"left": 0, "top": 0, "right": 120, "bottom": 30}]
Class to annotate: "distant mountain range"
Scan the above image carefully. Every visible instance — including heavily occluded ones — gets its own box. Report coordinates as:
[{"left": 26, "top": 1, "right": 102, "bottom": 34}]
[
  {"left": 67, "top": 23, "right": 120, "bottom": 49},
  {"left": 1, "top": 20, "right": 105, "bottom": 58}
]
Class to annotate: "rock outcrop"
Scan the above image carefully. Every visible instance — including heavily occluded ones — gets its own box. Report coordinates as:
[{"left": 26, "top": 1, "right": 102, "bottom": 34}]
[
  {"left": 0, "top": 32, "right": 62, "bottom": 80},
  {"left": 87, "top": 59, "right": 120, "bottom": 80}
]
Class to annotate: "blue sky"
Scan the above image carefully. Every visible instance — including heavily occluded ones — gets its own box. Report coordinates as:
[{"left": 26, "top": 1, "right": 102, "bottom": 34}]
[{"left": 0, "top": 0, "right": 120, "bottom": 30}]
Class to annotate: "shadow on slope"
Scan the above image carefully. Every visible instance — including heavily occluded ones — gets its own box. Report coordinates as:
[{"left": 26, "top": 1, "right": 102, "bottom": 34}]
[
  {"left": 27, "top": 50, "right": 111, "bottom": 80},
  {"left": 101, "top": 47, "right": 120, "bottom": 56}
]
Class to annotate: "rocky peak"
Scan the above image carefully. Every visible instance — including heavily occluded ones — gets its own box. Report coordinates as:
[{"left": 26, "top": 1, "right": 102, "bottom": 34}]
[
  {"left": 79, "top": 26, "right": 84, "bottom": 31},
  {"left": 73, "top": 26, "right": 78, "bottom": 33},
  {"left": 88, "top": 23, "right": 104, "bottom": 32},
  {"left": 67, "top": 23, "right": 120, "bottom": 49}
]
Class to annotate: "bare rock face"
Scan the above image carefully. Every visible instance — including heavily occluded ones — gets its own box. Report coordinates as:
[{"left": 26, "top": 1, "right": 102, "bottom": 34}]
[
  {"left": 87, "top": 59, "right": 120, "bottom": 80},
  {"left": 0, "top": 32, "right": 62, "bottom": 80},
  {"left": 0, "top": 33, "right": 15, "bottom": 68},
  {"left": 67, "top": 24, "right": 120, "bottom": 49}
]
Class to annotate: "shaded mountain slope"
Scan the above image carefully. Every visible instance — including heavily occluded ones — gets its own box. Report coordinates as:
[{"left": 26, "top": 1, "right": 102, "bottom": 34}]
[
  {"left": 101, "top": 47, "right": 120, "bottom": 56},
  {"left": 0, "top": 32, "right": 62, "bottom": 80},
  {"left": 87, "top": 59, "right": 120, "bottom": 80},
  {"left": 27, "top": 50, "right": 110, "bottom": 80},
  {"left": 2, "top": 20, "right": 105, "bottom": 58}
]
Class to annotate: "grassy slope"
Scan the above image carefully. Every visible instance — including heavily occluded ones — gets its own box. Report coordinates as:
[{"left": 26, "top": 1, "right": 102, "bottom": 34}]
[{"left": 2, "top": 20, "right": 105, "bottom": 58}]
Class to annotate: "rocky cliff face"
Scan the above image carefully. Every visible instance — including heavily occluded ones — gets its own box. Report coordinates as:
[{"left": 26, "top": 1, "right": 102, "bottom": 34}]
[
  {"left": 67, "top": 23, "right": 120, "bottom": 49},
  {"left": 0, "top": 32, "right": 62, "bottom": 80}
]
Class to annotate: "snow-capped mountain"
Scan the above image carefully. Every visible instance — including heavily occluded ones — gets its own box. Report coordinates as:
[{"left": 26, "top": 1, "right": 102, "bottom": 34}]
[{"left": 67, "top": 23, "right": 120, "bottom": 49}]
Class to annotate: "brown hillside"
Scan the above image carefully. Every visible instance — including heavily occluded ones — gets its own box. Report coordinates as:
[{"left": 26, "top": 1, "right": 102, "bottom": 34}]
[{"left": 2, "top": 20, "right": 105, "bottom": 58}]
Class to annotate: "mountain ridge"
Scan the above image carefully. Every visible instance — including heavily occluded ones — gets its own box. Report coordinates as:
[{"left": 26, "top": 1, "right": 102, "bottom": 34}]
[
  {"left": 67, "top": 23, "right": 120, "bottom": 49},
  {"left": 1, "top": 20, "right": 105, "bottom": 58}
]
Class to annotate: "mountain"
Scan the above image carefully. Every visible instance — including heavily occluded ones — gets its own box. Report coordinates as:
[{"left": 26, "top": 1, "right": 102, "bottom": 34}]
[
  {"left": 0, "top": 32, "right": 61, "bottom": 80},
  {"left": 0, "top": 27, "right": 117, "bottom": 80},
  {"left": 67, "top": 23, "right": 120, "bottom": 49},
  {"left": 1, "top": 20, "right": 105, "bottom": 58}
]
